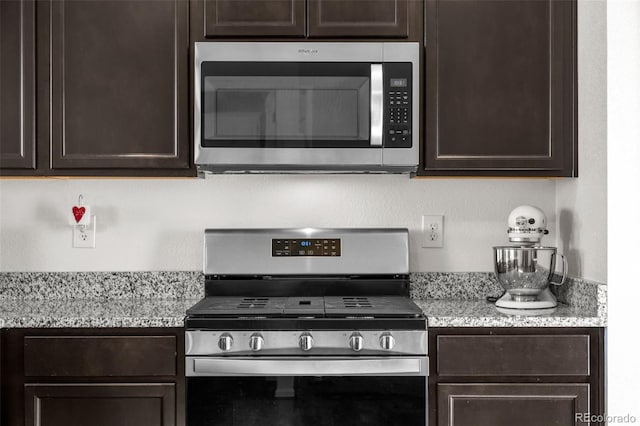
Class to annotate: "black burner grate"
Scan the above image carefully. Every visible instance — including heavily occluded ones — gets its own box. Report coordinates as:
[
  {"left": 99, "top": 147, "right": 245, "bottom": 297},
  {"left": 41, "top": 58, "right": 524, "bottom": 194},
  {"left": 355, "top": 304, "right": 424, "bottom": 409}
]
[
  {"left": 341, "top": 297, "right": 373, "bottom": 309},
  {"left": 187, "top": 295, "right": 423, "bottom": 319},
  {"left": 237, "top": 298, "right": 270, "bottom": 309}
]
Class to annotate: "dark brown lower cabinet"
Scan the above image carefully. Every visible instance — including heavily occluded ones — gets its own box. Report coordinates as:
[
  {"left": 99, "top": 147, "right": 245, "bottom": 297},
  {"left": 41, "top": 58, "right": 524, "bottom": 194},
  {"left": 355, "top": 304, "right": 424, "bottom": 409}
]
[
  {"left": 0, "top": 328, "right": 184, "bottom": 426},
  {"left": 25, "top": 383, "right": 175, "bottom": 426},
  {"left": 430, "top": 328, "right": 605, "bottom": 426},
  {"left": 437, "top": 383, "right": 590, "bottom": 426}
]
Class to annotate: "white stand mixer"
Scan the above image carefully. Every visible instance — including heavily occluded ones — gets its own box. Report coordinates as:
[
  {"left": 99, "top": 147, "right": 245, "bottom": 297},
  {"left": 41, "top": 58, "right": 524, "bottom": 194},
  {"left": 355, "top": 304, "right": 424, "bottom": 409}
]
[{"left": 493, "top": 206, "right": 568, "bottom": 310}]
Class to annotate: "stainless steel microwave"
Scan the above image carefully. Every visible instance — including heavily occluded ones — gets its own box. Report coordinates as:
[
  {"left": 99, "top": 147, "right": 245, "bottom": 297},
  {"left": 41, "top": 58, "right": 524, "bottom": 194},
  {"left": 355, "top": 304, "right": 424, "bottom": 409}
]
[{"left": 194, "top": 42, "right": 419, "bottom": 174}]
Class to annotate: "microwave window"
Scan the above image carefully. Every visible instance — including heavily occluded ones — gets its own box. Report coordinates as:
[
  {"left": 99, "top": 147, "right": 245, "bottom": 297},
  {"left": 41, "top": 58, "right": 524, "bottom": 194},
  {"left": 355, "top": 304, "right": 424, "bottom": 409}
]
[{"left": 203, "top": 76, "right": 370, "bottom": 142}]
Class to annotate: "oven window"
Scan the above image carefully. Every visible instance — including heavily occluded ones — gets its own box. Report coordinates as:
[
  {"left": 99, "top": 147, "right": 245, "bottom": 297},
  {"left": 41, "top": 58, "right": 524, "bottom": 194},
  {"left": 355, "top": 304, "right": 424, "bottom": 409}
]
[
  {"left": 201, "top": 63, "right": 373, "bottom": 148},
  {"left": 187, "top": 376, "right": 426, "bottom": 426}
]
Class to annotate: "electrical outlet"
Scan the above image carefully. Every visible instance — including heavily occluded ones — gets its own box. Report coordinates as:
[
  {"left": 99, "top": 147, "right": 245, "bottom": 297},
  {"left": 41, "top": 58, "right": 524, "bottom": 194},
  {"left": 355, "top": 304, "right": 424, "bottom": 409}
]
[
  {"left": 73, "top": 217, "right": 96, "bottom": 248},
  {"left": 422, "top": 215, "right": 444, "bottom": 248}
]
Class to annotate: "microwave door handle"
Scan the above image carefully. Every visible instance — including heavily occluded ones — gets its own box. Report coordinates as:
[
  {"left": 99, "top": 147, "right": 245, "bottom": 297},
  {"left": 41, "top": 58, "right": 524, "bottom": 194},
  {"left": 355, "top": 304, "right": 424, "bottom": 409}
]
[{"left": 370, "top": 64, "right": 384, "bottom": 147}]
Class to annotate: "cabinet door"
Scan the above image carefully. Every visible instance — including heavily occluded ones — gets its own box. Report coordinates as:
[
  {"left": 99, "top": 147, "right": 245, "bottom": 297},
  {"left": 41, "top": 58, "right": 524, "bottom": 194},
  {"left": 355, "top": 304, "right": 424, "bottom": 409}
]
[
  {"left": 438, "top": 383, "right": 590, "bottom": 426},
  {"left": 25, "top": 383, "right": 175, "bottom": 426},
  {"left": 0, "top": 0, "right": 36, "bottom": 170},
  {"left": 43, "top": 0, "right": 190, "bottom": 171},
  {"left": 308, "top": 0, "right": 409, "bottom": 38},
  {"left": 424, "top": 0, "right": 576, "bottom": 176},
  {"left": 203, "top": 0, "right": 305, "bottom": 37}
]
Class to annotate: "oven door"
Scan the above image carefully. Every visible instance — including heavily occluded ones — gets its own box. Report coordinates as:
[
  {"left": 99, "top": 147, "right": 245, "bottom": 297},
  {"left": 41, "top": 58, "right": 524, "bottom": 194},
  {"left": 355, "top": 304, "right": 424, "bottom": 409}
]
[{"left": 186, "top": 357, "right": 427, "bottom": 426}]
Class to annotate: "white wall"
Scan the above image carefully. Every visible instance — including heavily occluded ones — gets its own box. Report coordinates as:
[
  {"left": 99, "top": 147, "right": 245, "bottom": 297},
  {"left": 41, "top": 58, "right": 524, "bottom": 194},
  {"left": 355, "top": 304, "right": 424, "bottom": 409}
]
[
  {"left": 0, "top": 176, "right": 555, "bottom": 272},
  {"left": 607, "top": 0, "right": 640, "bottom": 416},
  {"left": 556, "top": 0, "right": 608, "bottom": 284}
]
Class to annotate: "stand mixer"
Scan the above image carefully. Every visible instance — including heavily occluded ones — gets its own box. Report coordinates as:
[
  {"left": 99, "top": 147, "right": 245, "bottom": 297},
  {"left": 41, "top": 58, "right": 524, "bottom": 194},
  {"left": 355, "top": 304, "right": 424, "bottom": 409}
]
[{"left": 493, "top": 205, "right": 568, "bottom": 310}]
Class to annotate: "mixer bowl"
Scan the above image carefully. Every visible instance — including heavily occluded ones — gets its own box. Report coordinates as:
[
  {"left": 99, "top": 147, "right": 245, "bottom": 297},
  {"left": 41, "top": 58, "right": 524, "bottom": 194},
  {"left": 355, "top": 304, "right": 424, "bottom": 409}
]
[{"left": 493, "top": 246, "right": 566, "bottom": 302}]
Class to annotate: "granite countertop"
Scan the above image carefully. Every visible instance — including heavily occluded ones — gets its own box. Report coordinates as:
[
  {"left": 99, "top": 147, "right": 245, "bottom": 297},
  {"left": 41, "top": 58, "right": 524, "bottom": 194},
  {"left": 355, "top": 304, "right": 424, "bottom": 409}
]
[
  {"left": 0, "top": 298, "right": 199, "bottom": 328},
  {"left": 415, "top": 299, "right": 606, "bottom": 328},
  {"left": 0, "top": 297, "right": 605, "bottom": 328},
  {"left": 0, "top": 271, "right": 607, "bottom": 328}
]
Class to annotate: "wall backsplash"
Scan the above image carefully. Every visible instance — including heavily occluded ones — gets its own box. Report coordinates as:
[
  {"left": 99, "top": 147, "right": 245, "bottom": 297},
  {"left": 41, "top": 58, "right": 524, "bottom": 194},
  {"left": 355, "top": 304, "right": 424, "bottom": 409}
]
[{"left": 0, "top": 176, "right": 556, "bottom": 272}]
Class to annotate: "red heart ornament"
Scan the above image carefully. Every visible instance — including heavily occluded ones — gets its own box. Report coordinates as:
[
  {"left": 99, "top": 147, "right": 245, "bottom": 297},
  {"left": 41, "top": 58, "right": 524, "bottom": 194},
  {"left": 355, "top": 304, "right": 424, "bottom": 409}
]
[{"left": 72, "top": 206, "right": 86, "bottom": 223}]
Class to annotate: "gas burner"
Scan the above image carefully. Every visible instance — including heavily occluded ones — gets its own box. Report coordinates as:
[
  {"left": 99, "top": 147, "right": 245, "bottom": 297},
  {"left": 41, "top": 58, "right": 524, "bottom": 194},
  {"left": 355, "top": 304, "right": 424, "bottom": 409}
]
[
  {"left": 341, "top": 297, "right": 373, "bottom": 309},
  {"left": 237, "top": 298, "right": 269, "bottom": 309},
  {"left": 324, "top": 296, "right": 423, "bottom": 318}
]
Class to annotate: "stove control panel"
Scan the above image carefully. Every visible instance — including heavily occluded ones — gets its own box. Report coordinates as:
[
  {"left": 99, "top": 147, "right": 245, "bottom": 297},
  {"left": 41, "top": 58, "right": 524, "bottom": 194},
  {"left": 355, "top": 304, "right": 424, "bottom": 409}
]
[
  {"left": 186, "top": 330, "right": 427, "bottom": 356},
  {"left": 272, "top": 238, "right": 341, "bottom": 257}
]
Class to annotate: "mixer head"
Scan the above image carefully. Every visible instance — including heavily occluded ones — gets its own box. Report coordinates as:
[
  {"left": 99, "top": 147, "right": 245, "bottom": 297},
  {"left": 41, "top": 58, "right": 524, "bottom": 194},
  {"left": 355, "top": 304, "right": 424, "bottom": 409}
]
[{"left": 507, "top": 205, "right": 549, "bottom": 244}]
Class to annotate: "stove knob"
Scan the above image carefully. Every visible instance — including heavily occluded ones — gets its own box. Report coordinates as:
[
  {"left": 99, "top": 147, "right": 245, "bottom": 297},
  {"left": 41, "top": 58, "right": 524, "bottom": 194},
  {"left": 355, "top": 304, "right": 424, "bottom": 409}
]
[
  {"left": 218, "top": 333, "right": 233, "bottom": 351},
  {"left": 379, "top": 332, "right": 395, "bottom": 350},
  {"left": 299, "top": 333, "right": 314, "bottom": 351},
  {"left": 349, "top": 333, "right": 364, "bottom": 352},
  {"left": 249, "top": 333, "right": 264, "bottom": 352}
]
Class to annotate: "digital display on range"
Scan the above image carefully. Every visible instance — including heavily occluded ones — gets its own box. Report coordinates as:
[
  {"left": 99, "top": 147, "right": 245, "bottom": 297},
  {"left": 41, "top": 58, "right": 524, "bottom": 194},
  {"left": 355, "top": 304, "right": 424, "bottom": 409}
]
[{"left": 272, "top": 238, "right": 341, "bottom": 257}]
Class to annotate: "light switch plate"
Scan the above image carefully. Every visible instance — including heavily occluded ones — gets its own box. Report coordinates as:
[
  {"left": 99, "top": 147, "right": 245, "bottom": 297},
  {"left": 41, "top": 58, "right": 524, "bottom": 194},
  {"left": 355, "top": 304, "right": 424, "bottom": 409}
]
[{"left": 422, "top": 215, "right": 444, "bottom": 248}]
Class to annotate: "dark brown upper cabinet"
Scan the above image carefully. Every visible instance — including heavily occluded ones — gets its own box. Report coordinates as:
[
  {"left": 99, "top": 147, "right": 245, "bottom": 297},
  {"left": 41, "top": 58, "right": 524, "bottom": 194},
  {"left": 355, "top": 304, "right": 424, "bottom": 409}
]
[
  {"left": 0, "top": 0, "right": 36, "bottom": 170},
  {"left": 2, "top": 0, "right": 193, "bottom": 177},
  {"left": 204, "top": 0, "right": 306, "bottom": 37},
  {"left": 423, "top": 0, "right": 577, "bottom": 176},
  {"left": 45, "top": 0, "right": 190, "bottom": 173},
  {"left": 196, "top": 0, "right": 419, "bottom": 40},
  {"left": 307, "top": 0, "right": 409, "bottom": 38}
]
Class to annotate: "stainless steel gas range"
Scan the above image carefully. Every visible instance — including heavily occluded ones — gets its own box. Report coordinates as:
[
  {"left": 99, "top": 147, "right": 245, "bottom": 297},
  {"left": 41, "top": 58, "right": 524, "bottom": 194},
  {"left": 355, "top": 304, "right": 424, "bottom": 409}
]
[{"left": 185, "top": 228, "right": 428, "bottom": 426}]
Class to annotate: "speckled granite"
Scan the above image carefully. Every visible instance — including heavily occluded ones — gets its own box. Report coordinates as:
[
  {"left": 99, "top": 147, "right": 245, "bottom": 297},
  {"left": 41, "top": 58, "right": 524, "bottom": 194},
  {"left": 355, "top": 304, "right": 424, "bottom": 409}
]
[
  {"left": 0, "top": 271, "right": 203, "bottom": 299},
  {"left": 415, "top": 299, "right": 605, "bottom": 328},
  {"left": 0, "top": 271, "right": 605, "bottom": 328},
  {"left": 409, "top": 272, "right": 504, "bottom": 300},
  {"left": 550, "top": 274, "right": 603, "bottom": 311},
  {"left": 0, "top": 271, "right": 204, "bottom": 328},
  {"left": 0, "top": 298, "right": 198, "bottom": 328},
  {"left": 410, "top": 272, "right": 606, "bottom": 327}
]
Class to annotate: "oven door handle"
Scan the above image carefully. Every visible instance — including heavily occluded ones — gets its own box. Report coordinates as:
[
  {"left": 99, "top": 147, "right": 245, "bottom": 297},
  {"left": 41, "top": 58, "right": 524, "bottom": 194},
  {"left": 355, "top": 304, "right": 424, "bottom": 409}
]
[
  {"left": 187, "top": 357, "right": 427, "bottom": 377},
  {"left": 370, "top": 64, "right": 384, "bottom": 147}
]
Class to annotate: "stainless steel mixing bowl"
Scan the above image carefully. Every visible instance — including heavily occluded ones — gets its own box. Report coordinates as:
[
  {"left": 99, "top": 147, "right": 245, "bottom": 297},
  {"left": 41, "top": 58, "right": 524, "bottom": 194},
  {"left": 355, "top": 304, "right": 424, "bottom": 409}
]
[{"left": 493, "top": 246, "right": 567, "bottom": 302}]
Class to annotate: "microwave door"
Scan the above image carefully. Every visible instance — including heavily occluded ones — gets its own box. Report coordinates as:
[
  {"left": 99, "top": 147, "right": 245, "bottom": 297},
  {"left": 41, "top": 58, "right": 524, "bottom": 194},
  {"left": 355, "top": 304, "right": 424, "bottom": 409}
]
[{"left": 199, "top": 62, "right": 378, "bottom": 150}]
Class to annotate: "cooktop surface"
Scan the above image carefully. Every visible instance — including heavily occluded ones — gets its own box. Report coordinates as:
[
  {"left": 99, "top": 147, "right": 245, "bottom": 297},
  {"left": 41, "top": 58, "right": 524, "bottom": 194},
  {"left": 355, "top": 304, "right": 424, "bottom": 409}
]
[{"left": 186, "top": 295, "right": 423, "bottom": 318}]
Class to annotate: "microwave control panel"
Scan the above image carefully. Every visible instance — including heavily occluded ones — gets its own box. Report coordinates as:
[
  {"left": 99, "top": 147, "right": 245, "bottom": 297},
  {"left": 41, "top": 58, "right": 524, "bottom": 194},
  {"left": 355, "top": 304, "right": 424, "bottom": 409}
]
[{"left": 383, "top": 63, "right": 412, "bottom": 148}]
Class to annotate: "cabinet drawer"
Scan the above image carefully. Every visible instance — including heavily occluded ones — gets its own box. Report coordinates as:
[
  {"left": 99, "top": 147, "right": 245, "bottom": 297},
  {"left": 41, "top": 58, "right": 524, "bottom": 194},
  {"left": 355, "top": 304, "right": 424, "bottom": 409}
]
[
  {"left": 437, "top": 334, "right": 590, "bottom": 376},
  {"left": 24, "top": 336, "right": 176, "bottom": 377}
]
